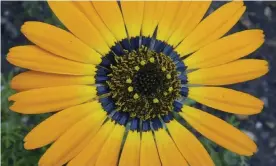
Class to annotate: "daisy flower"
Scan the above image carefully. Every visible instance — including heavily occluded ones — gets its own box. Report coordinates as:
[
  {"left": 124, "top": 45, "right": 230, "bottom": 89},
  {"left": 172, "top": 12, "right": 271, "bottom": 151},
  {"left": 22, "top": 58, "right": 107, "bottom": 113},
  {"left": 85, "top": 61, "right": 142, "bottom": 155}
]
[{"left": 7, "top": 1, "right": 268, "bottom": 166}]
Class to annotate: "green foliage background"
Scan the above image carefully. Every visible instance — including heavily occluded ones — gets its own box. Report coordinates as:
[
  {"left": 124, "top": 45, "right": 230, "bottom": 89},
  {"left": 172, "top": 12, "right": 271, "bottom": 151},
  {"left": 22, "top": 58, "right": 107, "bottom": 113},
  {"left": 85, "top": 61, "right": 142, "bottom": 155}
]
[
  {"left": 1, "top": 72, "right": 50, "bottom": 166},
  {"left": 1, "top": 2, "right": 251, "bottom": 166}
]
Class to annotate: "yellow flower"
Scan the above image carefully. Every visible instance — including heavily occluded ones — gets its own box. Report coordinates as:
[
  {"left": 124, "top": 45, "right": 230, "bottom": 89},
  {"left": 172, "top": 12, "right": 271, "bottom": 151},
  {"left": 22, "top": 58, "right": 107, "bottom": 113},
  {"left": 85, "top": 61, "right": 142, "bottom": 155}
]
[{"left": 7, "top": 1, "right": 267, "bottom": 166}]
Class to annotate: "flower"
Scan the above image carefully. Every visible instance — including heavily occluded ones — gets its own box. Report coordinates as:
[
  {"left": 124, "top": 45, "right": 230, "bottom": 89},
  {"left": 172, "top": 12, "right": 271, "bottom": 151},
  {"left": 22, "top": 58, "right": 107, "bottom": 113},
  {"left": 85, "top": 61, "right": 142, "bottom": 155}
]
[{"left": 7, "top": 1, "right": 268, "bottom": 166}]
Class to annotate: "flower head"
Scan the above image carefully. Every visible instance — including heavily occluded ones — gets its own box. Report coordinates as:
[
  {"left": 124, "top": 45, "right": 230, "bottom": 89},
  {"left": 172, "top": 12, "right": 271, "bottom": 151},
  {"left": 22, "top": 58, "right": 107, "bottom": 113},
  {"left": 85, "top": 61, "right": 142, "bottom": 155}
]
[{"left": 7, "top": 1, "right": 267, "bottom": 166}]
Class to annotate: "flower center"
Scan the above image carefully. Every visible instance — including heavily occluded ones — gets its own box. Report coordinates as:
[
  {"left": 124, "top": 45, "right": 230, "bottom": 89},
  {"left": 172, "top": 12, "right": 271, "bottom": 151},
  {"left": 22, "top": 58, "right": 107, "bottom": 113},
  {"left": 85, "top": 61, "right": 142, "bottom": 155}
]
[
  {"left": 133, "top": 63, "right": 165, "bottom": 96},
  {"left": 107, "top": 47, "right": 181, "bottom": 120}
]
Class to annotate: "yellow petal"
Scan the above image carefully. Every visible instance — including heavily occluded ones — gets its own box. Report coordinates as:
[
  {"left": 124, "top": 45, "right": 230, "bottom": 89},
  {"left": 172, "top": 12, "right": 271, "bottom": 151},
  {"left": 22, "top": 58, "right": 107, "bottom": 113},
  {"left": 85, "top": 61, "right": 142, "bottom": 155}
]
[
  {"left": 180, "top": 105, "right": 257, "bottom": 156},
  {"left": 24, "top": 101, "right": 102, "bottom": 149},
  {"left": 7, "top": 46, "right": 96, "bottom": 75},
  {"left": 188, "top": 87, "right": 264, "bottom": 115},
  {"left": 141, "top": 1, "right": 166, "bottom": 37},
  {"left": 187, "top": 60, "right": 268, "bottom": 85},
  {"left": 155, "top": 129, "right": 188, "bottom": 166},
  {"left": 48, "top": 1, "right": 110, "bottom": 55},
  {"left": 165, "top": 1, "right": 191, "bottom": 40},
  {"left": 168, "top": 1, "right": 211, "bottom": 47},
  {"left": 167, "top": 120, "right": 214, "bottom": 166},
  {"left": 185, "top": 30, "right": 265, "bottom": 69},
  {"left": 140, "top": 131, "right": 161, "bottom": 166},
  {"left": 68, "top": 121, "right": 115, "bottom": 166},
  {"left": 11, "top": 71, "right": 95, "bottom": 91},
  {"left": 176, "top": 1, "right": 245, "bottom": 56},
  {"left": 73, "top": 1, "right": 116, "bottom": 47},
  {"left": 119, "top": 131, "right": 140, "bottom": 166},
  {"left": 95, "top": 124, "right": 125, "bottom": 166},
  {"left": 9, "top": 85, "right": 96, "bottom": 114},
  {"left": 39, "top": 110, "right": 106, "bottom": 166},
  {"left": 121, "top": 1, "right": 144, "bottom": 38},
  {"left": 92, "top": 1, "right": 127, "bottom": 41},
  {"left": 56, "top": 111, "right": 107, "bottom": 166},
  {"left": 21, "top": 21, "right": 102, "bottom": 64},
  {"left": 156, "top": 1, "right": 182, "bottom": 41}
]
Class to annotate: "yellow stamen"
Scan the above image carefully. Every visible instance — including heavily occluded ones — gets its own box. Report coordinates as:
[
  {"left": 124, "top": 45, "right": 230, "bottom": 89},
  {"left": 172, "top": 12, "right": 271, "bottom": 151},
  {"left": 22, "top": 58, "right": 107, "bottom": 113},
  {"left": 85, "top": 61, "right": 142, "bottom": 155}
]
[
  {"left": 153, "top": 98, "right": 159, "bottom": 103},
  {"left": 133, "top": 93, "right": 139, "bottom": 99},
  {"left": 126, "top": 78, "right": 132, "bottom": 84},
  {"left": 128, "top": 86, "right": 133, "bottom": 92},
  {"left": 140, "top": 60, "right": 146, "bottom": 66},
  {"left": 135, "top": 66, "right": 140, "bottom": 71}
]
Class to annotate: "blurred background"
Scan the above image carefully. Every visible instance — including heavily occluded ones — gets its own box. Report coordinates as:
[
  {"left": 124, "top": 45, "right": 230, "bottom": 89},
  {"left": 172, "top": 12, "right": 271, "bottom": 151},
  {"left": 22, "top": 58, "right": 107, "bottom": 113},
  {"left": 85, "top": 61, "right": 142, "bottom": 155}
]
[{"left": 1, "top": 1, "right": 276, "bottom": 166}]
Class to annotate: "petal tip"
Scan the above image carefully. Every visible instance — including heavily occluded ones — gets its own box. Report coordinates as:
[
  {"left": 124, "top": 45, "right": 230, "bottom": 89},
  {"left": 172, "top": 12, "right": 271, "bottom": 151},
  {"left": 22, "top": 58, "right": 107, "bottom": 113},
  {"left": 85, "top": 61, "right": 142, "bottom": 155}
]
[
  {"left": 236, "top": 0, "right": 245, "bottom": 7},
  {"left": 23, "top": 142, "right": 33, "bottom": 150},
  {"left": 23, "top": 135, "right": 29, "bottom": 142},
  {"left": 24, "top": 141, "right": 42, "bottom": 150},
  {"left": 10, "top": 76, "right": 20, "bottom": 90},
  {"left": 8, "top": 46, "right": 19, "bottom": 53},
  {"left": 20, "top": 23, "right": 28, "bottom": 33},
  {"left": 9, "top": 103, "right": 27, "bottom": 114},
  {"left": 9, "top": 104, "right": 18, "bottom": 113},
  {"left": 244, "top": 140, "right": 258, "bottom": 156},
  {"left": 21, "top": 21, "right": 38, "bottom": 35},
  {"left": 8, "top": 95, "right": 15, "bottom": 101}
]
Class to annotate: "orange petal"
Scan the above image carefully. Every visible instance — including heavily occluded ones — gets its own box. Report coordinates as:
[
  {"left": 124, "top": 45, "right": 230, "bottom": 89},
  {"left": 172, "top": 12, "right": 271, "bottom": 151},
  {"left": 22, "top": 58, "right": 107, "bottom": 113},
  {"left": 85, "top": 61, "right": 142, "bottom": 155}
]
[
  {"left": 188, "top": 87, "right": 264, "bottom": 115},
  {"left": 119, "top": 131, "right": 140, "bottom": 166},
  {"left": 95, "top": 124, "right": 125, "bottom": 166},
  {"left": 39, "top": 110, "right": 106, "bottom": 166},
  {"left": 7, "top": 46, "right": 96, "bottom": 75},
  {"left": 156, "top": 1, "right": 182, "bottom": 41},
  {"left": 155, "top": 128, "right": 188, "bottom": 166},
  {"left": 140, "top": 131, "right": 161, "bottom": 166},
  {"left": 121, "top": 1, "right": 144, "bottom": 38},
  {"left": 184, "top": 30, "right": 265, "bottom": 69},
  {"left": 167, "top": 120, "right": 214, "bottom": 166},
  {"left": 21, "top": 21, "right": 102, "bottom": 64},
  {"left": 68, "top": 120, "right": 115, "bottom": 166},
  {"left": 24, "top": 101, "right": 102, "bottom": 149},
  {"left": 92, "top": 1, "right": 127, "bottom": 41},
  {"left": 176, "top": 1, "right": 245, "bottom": 56},
  {"left": 11, "top": 71, "right": 95, "bottom": 91},
  {"left": 73, "top": 1, "right": 116, "bottom": 47},
  {"left": 141, "top": 1, "right": 166, "bottom": 37},
  {"left": 168, "top": 1, "right": 211, "bottom": 47},
  {"left": 48, "top": 1, "right": 110, "bottom": 54},
  {"left": 180, "top": 105, "right": 257, "bottom": 156},
  {"left": 9, "top": 85, "right": 97, "bottom": 114},
  {"left": 187, "top": 60, "right": 268, "bottom": 85}
]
